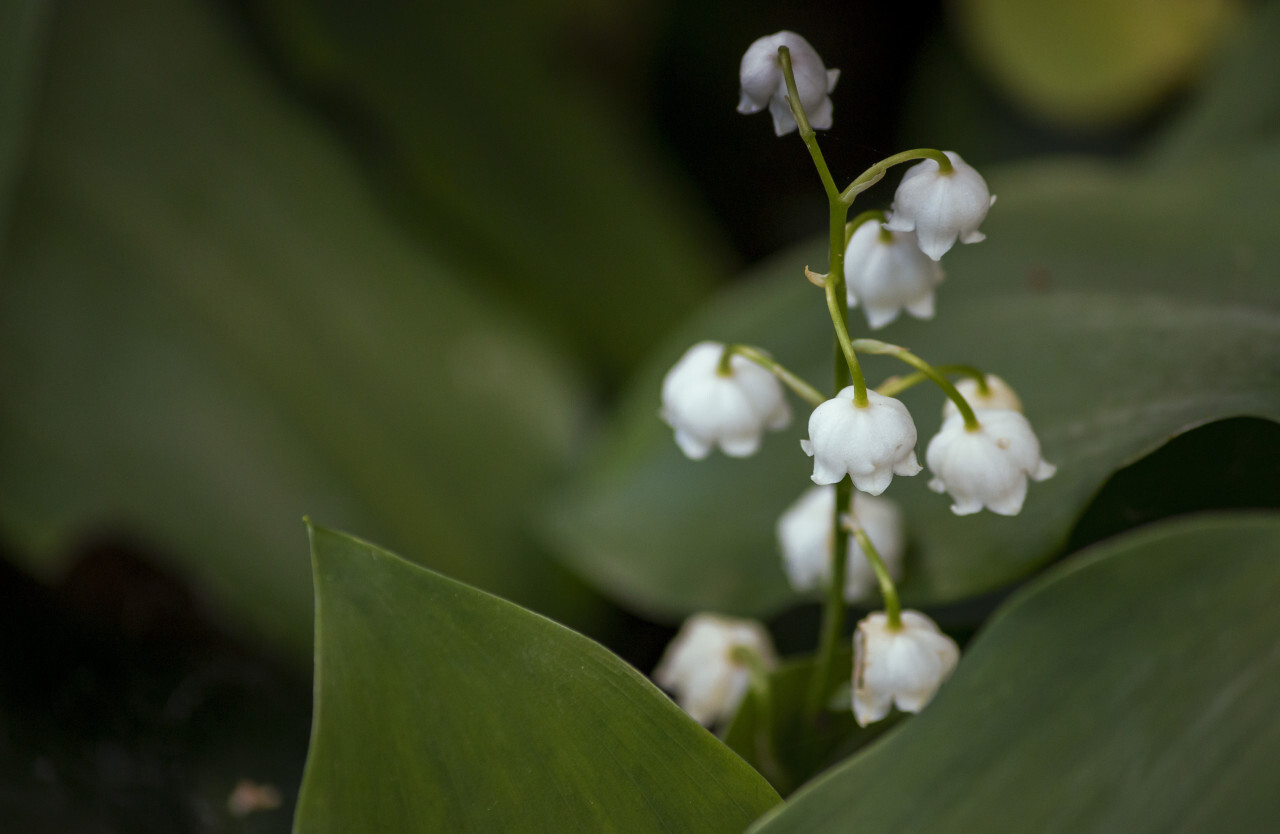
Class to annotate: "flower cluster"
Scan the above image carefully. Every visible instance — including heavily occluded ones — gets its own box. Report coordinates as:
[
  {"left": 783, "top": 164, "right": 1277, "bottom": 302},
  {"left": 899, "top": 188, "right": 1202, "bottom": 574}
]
[{"left": 653, "top": 31, "right": 1059, "bottom": 737}]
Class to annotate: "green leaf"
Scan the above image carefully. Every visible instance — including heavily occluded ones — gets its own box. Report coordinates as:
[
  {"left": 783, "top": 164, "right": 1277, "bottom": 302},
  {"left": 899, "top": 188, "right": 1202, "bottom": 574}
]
[
  {"left": 748, "top": 512, "right": 1280, "bottom": 832},
  {"left": 0, "top": 0, "right": 600, "bottom": 659},
  {"left": 544, "top": 147, "right": 1280, "bottom": 621},
  {"left": 1151, "top": 0, "right": 1280, "bottom": 164},
  {"left": 239, "top": 0, "right": 727, "bottom": 372},
  {"left": 296, "top": 523, "right": 780, "bottom": 833},
  {"left": 0, "top": 0, "right": 53, "bottom": 242},
  {"left": 951, "top": 0, "right": 1244, "bottom": 128},
  {"left": 721, "top": 648, "right": 897, "bottom": 795}
]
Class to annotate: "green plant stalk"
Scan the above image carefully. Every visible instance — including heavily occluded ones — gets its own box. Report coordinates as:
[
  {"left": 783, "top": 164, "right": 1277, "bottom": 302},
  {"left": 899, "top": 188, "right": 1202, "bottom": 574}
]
[
  {"left": 730, "top": 645, "right": 789, "bottom": 794},
  {"left": 852, "top": 339, "right": 983, "bottom": 431},
  {"left": 848, "top": 523, "right": 901, "bottom": 629},
  {"left": 807, "top": 478, "right": 853, "bottom": 717},
  {"left": 719, "top": 343, "right": 826, "bottom": 407},
  {"left": 875, "top": 364, "right": 990, "bottom": 398},
  {"left": 841, "top": 148, "right": 954, "bottom": 205}
]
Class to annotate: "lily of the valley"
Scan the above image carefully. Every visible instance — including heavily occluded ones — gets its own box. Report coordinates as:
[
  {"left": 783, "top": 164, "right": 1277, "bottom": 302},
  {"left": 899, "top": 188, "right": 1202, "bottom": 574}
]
[
  {"left": 653, "top": 614, "right": 777, "bottom": 726},
  {"left": 942, "top": 373, "right": 1023, "bottom": 419},
  {"left": 885, "top": 151, "right": 994, "bottom": 261},
  {"left": 801, "top": 388, "right": 921, "bottom": 494},
  {"left": 737, "top": 31, "right": 840, "bottom": 136},
  {"left": 661, "top": 341, "right": 791, "bottom": 460},
  {"left": 853, "top": 610, "right": 959, "bottom": 726},
  {"left": 777, "top": 486, "right": 905, "bottom": 603},
  {"left": 845, "top": 218, "right": 945, "bottom": 329},
  {"left": 926, "top": 409, "right": 1056, "bottom": 516}
]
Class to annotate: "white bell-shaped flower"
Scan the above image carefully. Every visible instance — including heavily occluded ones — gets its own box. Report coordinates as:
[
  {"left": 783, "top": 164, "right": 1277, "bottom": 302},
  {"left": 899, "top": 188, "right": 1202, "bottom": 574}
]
[
  {"left": 853, "top": 610, "right": 959, "bottom": 726},
  {"left": 801, "top": 388, "right": 921, "bottom": 494},
  {"left": 776, "top": 486, "right": 905, "bottom": 603},
  {"left": 941, "top": 373, "right": 1023, "bottom": 420},
  {"left": 653, "top": 614, "right": 777, "bottom": 726},
  {"left": 926, "top": 409, "right": 1057, "bottom": 516},
  {"left": 844, "top": 218, "right": 945, "bottom": 329},
  {"left": 737, "top": 31, "right": 840, "bottom": 136},
  {"left": 884, "top": 151, "right": 994, "bottom": 261},
  {"left": 661, "top": 341, "right": 791, "bottom": 460}
]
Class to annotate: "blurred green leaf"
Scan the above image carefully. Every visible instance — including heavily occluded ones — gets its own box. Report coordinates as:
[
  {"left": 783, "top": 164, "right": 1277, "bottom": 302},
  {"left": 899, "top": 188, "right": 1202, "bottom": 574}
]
[
  {"left": 241, "top": 0, "right": 728, "bottom": 373},
  {"left": 0, "top": 0, "right": 603, "bottom": 660},
  {"left": 951, "top": 0, "right": 1243, "bottom": 129},
  {"left": 1151, "top": 0, "right": 1280, "bottom": 163},
  {"left": 296, "top": 523, "right": 780, "bottom": 832},
  {"left": 0, "top": 0, "right": 52, "bottom": 241},
  {"left": 722, "top": 648, "right": 897, "bottom": 795},
  {"left": 748, "top": 513, "right": 1280, "bottom": 833},
  {"left": 544, "top": 147, "right": 1280, "bottom": 621}
]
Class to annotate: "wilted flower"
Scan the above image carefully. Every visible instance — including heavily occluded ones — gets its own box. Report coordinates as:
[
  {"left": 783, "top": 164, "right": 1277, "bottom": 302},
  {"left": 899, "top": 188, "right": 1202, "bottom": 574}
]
[
  {"left": 737, "top": 31, "right": 840, "bottom": 136},
  {"left": 661, "top": 341, "right": 791, "bottom": 460},
  {"left": 885, "top": 151, "right": 994, "bottom": 261},
  {"left": 926, "top": 409, "right": 1056, "bottom": 516},
  {"left": 653, "top": 614, "right": 777, "bottom": 726},
  {"left": 777, "top": 486, "right": 905, "bottom": 602},
  {"left": 844, "top": 218, "right": 945, "bottom": 329},
  {"left": 853, "top": 610, "right": 959, "bottom": 726},
  {"left": 941, "top": 373, "right": 1023, "bottom": 420},
  {"left": 801, "top": 388, "right": 921, "bottom": 494}
]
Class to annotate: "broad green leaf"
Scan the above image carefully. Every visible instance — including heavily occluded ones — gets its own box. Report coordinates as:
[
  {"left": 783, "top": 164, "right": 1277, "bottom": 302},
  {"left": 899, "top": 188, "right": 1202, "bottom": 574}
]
[
  {"left": 0, "top": 0, "right": 601, "bottom": 660},
  {"left": 721, "top": 648, "right": 897, "bottom": 795},
  {"left": 0, "top": 0, "right": 52, "bottom": 242},
  {"left": 296, "top": 524, "right": 780, "bottom": 833},
  {"left": 749, "top": 513, "right": 1280, "bottom": 832},
  {"left": 544, "top": 147, "right": 1280, "bottom": 621},
  {"left": 240, "top": 0, "right": 727, "bottom": 372},
  {"left": 951, "top": 0, "right": 1243, "bottom": 128}
]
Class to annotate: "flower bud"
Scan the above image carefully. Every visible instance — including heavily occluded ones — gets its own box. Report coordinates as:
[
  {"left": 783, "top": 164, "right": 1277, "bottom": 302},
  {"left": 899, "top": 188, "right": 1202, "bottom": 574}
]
[
  {"left": 653, "top": 614, "right": 777, "bottom": 726},
  {"left": 884, "top": 151, "right": 994, "bottom": 261},
  {"left": 853, "top": 610, "right": 959, "bottom": 726},
  {"left": 776, "top": 486, "right": 905, "bottom": 603},
  {"left": 737, "top": 31, "right": 840, "bottom": 136},
  {"left": 845, "top": 218, "right": 945, "bottom": 329},
  {"left": 660, "top": 341, "right": 791, "bottom": 460},
  {"left": 926, "top": 409, "right": 1056, "bottom": 516},
  {"left": 801, "top": 388, "right": 921, "bottom": 494}
]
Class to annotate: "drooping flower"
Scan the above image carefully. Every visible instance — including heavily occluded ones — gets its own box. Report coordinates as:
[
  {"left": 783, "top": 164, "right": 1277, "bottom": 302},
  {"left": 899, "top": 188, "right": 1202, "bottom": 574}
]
[
  {"left": 942, "top": 373, "right": 1023, "bottom": 420},
  {"left": 661, "top": 341, "right": 791, "bottom": 460},
  {"left": 884, "top": 151, "right": 994, "bottom": 261},
  {"left": 653, "top": 614, "right": 777, "bottom": 726},
  {"left": 853, "top": 610, "right": 959, "bottom": 726},
  {"left": 844, "top": 218, "right": 945, "bottom": 329},
  {"left": 737, "top": 31, "right": 840, "bottom": 136},
  {"left": 776, "top": 486, "right": 905, "bottom": 603},
  {"left": 926, "top": 409, "right": 1056, "bottom": 516},
  {"left": 801, "top": 388, "right": 921, "bottom": 494}
]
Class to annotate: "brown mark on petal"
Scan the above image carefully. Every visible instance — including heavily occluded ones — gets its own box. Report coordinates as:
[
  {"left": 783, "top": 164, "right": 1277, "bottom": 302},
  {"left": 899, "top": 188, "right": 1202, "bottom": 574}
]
[{"left": 997, "top": 437, "right": 1012, "bottom": 450}]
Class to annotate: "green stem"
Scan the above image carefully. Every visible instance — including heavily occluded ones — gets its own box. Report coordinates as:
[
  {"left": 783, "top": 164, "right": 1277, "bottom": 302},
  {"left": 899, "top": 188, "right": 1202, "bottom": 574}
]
[
  {"left": 851, "top": 339, "right": 982, "bottom": 431},
  {"left": 847, "top": 520, "right": 901, "bottom": 629},
  {"left": 823, "top": 255, "right": 868, "bottom": 407},
  {"left": 839, "top": 148, "right": 953, "bottom": 205},
  {"left": 719, "top": 344, "right": 825, "bottom": 407},
  {"left": 730, "top": 646, "right": 789, "bottom": 793},
  {"left": 777, "top": 47, "right": 839, "bottom": 202},
  {"left": 807, "top": 478, "right": 852, "bottom": 717},
  {"left": 875, "top": 364, "right": 989, "bottom": 398}
]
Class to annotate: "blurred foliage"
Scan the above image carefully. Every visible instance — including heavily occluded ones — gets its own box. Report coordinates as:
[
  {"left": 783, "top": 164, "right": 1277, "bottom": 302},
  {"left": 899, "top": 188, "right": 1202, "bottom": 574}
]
[
  {"left": 750, "top": 513, "right": 1280, "bottom": 832},
  {"left": 296, "top": 524, "right": 780, "bottom": 832},
  {"left": 0, "top": 0, "right": 616, "bottom": 661},
  {"left": 951, "top": 0, "right": 1244, "bottom": 129},
  {"left": 235, "top": 0, "right": 728, "bottom": 374},
  {"left": 0, "top": 0, "right": 52, "bottom": 241}
]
